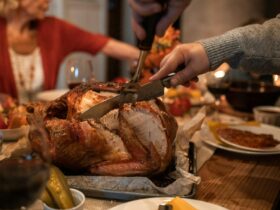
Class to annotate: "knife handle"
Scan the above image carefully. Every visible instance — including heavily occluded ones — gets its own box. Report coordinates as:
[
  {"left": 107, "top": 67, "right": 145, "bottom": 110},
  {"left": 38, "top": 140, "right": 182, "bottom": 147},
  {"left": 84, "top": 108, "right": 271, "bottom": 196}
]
[
  {"left": 137, "top": 0, "right": 168, "bottom": 51},
  {"left": 162, "top": 64, "right": 186, "bottom": 88}
]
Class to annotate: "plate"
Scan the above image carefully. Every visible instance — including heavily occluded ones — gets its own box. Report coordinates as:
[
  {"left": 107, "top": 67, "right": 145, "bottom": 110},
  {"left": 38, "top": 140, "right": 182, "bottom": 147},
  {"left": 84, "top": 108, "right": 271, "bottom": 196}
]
[
  {"left": 36, "top": 89, "right": 69, "bottom": 101},
  {"left": 217, "top": 125, "right": 280, "bottom": 152},
  {"left": 201, "top": 123, "right": 280, "bottom": 155},
  {"left": 0, "top": 126, "right": 29, "bottom": 141},
  {"left": 109, "top": 197, "right": 228, "bottom": 210}
]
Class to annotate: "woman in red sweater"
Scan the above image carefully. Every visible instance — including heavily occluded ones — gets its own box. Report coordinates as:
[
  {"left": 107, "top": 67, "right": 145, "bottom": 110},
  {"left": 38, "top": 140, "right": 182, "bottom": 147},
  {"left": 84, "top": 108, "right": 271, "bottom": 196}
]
[{"left": 0, "top": 0, "right": 139, "bottom": 102}]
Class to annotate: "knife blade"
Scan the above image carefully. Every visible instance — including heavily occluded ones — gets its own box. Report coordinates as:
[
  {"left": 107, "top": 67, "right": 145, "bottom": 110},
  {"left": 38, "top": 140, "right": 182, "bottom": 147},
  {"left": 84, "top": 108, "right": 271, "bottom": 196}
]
[
  {"left": 79, "top": 64, "right": 186, "bottom": 121},
  {"left": 79, "top": 79, "right": 167, "bottom": 120}
]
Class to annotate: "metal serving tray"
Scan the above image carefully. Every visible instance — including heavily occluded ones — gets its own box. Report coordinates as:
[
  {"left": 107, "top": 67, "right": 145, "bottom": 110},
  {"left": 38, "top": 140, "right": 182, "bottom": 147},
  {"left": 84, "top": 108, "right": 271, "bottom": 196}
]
[{"left": 68, "top": 142, "right": 197, "bottom": 201}]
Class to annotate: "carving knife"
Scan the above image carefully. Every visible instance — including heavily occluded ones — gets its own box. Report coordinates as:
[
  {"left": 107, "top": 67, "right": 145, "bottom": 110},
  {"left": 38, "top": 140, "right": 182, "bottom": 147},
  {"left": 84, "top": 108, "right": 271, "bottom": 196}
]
[{"left": 79, "top": 65, "right": 185, "bottom": 120}]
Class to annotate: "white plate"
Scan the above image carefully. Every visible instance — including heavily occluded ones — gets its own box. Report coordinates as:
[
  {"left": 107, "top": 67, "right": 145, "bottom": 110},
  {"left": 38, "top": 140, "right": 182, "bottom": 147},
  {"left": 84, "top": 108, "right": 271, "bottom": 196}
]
[
  {"left": 202, "top": 123, "right": 280, "bottom": 155},
  {"left": 217, "top": 125, "right": 280, "bottom": 152},
  {"left": 109, "top": 197, "right": 228, "bottom": 210},
  {"left": 36, "top": 89, "right": 69, "bottom": 101},
  {"left": 0, "top": 126, "right": 29, "bottom": 141}
]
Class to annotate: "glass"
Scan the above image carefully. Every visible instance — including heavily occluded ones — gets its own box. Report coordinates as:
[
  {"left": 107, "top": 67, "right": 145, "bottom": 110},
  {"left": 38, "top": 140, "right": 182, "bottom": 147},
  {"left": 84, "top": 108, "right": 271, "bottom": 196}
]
[
  {"left": 206, "top": 70, "right": 229, "bottom": 120},
  {"left": 0, "top": 116, "right": 50, "bottom": 210},
  {"left": 65, "top": 58, "right": 95, "bottom": 89}
]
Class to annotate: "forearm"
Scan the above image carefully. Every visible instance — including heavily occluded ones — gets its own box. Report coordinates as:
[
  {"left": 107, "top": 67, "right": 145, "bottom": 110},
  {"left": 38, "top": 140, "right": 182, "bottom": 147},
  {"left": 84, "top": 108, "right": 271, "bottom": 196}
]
[
  {"left": 101, "top": 39, "right": 139, "bottom": 61},
  {"left": 199, "top": 14, "right": 280, "bottom": 74}
]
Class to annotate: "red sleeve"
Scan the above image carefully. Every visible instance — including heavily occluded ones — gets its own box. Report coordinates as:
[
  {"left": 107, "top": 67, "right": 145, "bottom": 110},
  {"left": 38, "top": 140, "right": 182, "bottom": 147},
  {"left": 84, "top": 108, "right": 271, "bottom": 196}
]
[{"left": 47, "top": 17, "right": 110, "bottom": 56}]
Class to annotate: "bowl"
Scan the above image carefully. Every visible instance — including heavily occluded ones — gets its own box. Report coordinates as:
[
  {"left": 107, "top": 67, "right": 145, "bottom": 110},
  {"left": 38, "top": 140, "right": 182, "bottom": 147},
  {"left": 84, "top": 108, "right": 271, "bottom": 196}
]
[
  {"left": 225, "top": 82, "right": 280, "bottom": 112},
  {"left": 253, "top": 106, "right": 280, "bottom": 126},
  {"left": 43, "top": 188, "right": 85, "bottom": 210}
]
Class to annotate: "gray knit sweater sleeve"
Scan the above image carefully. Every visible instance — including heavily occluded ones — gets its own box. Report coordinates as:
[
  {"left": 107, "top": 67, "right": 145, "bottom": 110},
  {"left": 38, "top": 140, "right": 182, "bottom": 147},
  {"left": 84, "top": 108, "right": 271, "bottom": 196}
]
[{"left": 199, "top": 14, "right": 280, "bottom": 74}]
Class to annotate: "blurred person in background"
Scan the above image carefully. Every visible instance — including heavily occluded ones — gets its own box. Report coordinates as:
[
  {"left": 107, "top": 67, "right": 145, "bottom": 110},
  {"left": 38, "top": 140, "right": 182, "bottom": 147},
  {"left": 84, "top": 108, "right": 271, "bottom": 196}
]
[
  {"left": 0, "top": 0, "right": 139, "bottom": 103},
  {"left": 128, "top": 0, "right": 191, "bottom": 40}
]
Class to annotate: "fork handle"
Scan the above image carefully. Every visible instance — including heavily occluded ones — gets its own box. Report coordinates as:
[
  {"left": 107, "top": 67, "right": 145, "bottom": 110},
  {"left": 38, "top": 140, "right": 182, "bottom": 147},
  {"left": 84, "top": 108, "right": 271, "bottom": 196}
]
[{"left": 137, "top": 0, "right": 168, "bottom": 51}]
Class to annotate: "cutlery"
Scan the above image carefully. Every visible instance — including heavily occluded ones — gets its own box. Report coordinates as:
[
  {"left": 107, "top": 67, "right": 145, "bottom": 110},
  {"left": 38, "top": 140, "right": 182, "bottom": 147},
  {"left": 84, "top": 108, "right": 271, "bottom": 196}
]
[{"left": 79, "top": 65, "right": 185, "bottom": 120}]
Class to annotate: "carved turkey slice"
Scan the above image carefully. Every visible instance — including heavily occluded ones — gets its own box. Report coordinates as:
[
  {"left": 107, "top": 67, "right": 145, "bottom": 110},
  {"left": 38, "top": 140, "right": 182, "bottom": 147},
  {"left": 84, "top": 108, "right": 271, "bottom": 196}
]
[{"left": 28, "top": 82, "right": 178, "bottom": 176}]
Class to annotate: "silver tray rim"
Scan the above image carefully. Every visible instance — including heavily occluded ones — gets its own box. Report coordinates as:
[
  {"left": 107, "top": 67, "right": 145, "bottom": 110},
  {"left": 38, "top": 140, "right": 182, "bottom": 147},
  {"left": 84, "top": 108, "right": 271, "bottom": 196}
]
[{"left": 68, "top": 142, "right": 197, "bottom": 201}]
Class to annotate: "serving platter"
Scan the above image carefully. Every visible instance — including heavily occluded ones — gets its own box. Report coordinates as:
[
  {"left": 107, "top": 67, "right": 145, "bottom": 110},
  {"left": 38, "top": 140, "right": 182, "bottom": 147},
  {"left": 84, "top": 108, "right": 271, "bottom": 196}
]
[{"left": 67, "top": 142, "right": 197, "bottom": 201}]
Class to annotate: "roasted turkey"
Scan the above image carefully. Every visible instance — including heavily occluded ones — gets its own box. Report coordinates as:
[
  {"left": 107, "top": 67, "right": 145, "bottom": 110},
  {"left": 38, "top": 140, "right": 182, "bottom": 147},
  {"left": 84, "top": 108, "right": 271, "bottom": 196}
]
[{"left": 28, "top": 82, "right": 178, "bottom": 176}]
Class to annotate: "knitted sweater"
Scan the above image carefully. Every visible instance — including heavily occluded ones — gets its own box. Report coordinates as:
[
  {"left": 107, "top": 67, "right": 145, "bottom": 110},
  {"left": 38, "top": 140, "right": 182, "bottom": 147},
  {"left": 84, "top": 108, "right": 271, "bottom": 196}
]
[{"left": 199, "top": 14, "right": 280, "bottom": 74}]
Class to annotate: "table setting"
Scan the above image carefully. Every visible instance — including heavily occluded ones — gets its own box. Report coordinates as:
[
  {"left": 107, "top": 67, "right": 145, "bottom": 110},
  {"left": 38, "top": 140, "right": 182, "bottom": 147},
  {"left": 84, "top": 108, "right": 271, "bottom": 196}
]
[{"left": 1, "top": 16, "right": 280, "bottom": 210}]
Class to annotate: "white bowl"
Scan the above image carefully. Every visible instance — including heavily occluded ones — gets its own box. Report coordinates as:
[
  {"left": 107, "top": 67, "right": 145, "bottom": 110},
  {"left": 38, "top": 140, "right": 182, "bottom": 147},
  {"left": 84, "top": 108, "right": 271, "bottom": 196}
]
[
  {"left": 43, "top": 188, "right": 85, "bottom": 210},
  {"left": 253, "top": 106, "right": 280, "bottom": 126}
]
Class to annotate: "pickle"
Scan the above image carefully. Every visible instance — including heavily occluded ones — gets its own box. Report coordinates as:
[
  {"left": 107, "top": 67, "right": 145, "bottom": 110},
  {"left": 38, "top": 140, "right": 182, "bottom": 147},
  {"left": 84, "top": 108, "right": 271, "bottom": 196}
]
[
  {"left": 46, "top": 165, "right": 75, "bottom": 209},
  {"left": 40, "top": 188, "right": 58, "bottom": 208}
]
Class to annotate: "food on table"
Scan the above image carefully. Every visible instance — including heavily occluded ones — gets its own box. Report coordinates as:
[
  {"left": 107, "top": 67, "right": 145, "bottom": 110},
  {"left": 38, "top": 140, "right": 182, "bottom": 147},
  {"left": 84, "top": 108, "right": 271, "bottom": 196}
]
[
  {"left": 28, "top": 82, "right": 178, "bottom": 176},
  {"left": 216, "top": 127, "right": 279, "bottom": 148},
  {"left": 0, "top": 93, "right": 16, "bottom": 112},
  {"left": 0, "top": 93, "right": 28, "bottom": 129},
  {"left": 145, "top": 27, "right": 180, "bottom": 71},
  {"left": 111, "top": 76, "right": 129, "bottom": 84},
  {"left": 165, "top": 84, "right": 202, "bottom": 100},
  {"left": 168, "top": 97, "right": 191, "bottom": 117},
  {"left": 7, "top": 105, "right": 28, "bottom": 129},
  {"left": 41, "top": 165, "right": 74, "bottom": 209},
  {"left": 138, "top": 27, "right": 180, "bottom": 84},
  {"left": 166, "top": 196, "right": 197, "bottom": 210},
  {"left": 0, "top": 114, "right": 7, "bottom": 129}
]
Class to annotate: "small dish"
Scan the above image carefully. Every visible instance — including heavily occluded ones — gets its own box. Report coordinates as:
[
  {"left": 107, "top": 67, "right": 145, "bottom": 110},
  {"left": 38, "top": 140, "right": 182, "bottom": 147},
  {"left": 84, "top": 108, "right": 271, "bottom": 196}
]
[
  {"left": 43, "top": 188, "right": 85, "bottom": 210},
  {"left": 0, "top": 126, "right": 29, "bottom": 141},
  {"left": 253, "top": 106, "right": 280, "bottom": 126}
]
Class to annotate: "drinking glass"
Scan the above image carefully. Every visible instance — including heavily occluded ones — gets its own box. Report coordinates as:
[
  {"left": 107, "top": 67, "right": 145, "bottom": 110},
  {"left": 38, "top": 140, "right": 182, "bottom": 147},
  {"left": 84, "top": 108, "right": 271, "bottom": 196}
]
[
  {"left": 0, "top": 116, "right": 50, "bottom": 210},
  {"left": 206, "top": 70, "right": 229, "bottom": 120},
  {"left": 65, "top": 58, "right": 95, "bottom": 89}
]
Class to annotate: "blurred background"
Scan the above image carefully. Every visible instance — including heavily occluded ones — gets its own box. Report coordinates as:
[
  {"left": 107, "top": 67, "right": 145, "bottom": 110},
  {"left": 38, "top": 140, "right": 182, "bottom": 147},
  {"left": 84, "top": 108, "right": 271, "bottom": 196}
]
[{"left": 48, "top": 0, "right": 280, "bottom": 88}]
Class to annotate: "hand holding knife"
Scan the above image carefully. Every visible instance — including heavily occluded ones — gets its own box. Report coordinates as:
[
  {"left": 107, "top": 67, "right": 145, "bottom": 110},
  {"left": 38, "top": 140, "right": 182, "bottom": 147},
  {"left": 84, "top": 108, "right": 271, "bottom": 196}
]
[{"left": 79, "top": 64, "right": 185, "bottom": 120}]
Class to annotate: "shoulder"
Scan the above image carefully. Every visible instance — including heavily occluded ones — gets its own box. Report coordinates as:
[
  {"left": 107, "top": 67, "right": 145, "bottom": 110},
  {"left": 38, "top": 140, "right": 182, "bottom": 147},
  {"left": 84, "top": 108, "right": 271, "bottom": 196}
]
[
  {"left": 40, "top": 16, "right": 86, "bottom": 33},
  {"left": 39, "top": 16, "right": 70, "bottom": 28},
  {"left": 0, "top": 17, "right": 6, "bottom": 28}
]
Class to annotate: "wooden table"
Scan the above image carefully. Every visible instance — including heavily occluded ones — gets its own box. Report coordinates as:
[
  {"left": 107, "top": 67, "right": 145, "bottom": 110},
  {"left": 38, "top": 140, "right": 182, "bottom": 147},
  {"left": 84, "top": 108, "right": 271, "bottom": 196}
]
[{"left": 196, "top": 149, "right": 280, "bottom": 210}]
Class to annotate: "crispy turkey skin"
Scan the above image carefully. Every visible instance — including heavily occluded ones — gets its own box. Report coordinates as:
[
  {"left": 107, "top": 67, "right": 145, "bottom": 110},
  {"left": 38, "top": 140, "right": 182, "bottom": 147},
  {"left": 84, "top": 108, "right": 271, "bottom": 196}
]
[{"left": 28, "top": 82, "right": 178, "bottom": 176}]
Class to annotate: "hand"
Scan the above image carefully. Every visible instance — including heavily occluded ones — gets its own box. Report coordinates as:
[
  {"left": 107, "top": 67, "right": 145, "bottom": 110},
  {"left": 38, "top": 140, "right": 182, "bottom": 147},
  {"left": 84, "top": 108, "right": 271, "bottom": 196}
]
[
  {"left": 128, "top": 0, "right": 191, "bottom": 40},
  {"left": 150, "top": 43, "right": 210, "bottom": 86}
]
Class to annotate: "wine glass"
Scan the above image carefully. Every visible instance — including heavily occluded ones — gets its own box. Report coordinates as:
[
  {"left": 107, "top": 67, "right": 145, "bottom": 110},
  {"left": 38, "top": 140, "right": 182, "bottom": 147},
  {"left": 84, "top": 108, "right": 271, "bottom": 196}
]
[
  {"left": 0, "top": 115, "right": 50, "bottom": 210},
  {"left": 206, "top": 69, "right": 229, "bottom": 120},
  {"left": 65, "top": 58, "right": 95, "bottom": 89}
]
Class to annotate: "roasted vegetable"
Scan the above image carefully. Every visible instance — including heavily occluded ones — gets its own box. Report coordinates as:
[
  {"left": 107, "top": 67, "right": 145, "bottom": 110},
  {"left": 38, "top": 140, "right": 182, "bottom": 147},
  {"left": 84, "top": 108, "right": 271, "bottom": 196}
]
[{"left": 40, "top": 189, "right": 57, "bottom": 208}]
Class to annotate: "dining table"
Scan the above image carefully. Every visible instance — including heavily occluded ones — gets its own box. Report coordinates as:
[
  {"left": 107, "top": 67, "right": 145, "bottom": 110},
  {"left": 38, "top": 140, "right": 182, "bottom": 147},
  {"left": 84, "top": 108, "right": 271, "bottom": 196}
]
[
  {"left": 12, "top": 105, "right": 280, "bottom": 210},
  {"left": 29, "top": 147, "right": 280, "bottom": 210}
]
